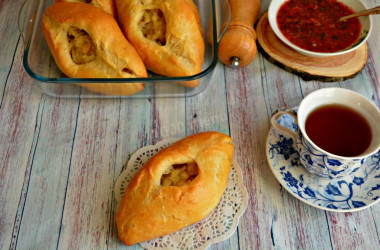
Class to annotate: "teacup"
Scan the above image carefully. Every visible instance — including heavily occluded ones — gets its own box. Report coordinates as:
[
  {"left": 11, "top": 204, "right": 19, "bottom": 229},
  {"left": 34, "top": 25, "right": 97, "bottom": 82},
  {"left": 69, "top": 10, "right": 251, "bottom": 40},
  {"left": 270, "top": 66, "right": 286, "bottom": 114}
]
[{"left": 271, "top": 88, "right": 380, "bottom": 179}]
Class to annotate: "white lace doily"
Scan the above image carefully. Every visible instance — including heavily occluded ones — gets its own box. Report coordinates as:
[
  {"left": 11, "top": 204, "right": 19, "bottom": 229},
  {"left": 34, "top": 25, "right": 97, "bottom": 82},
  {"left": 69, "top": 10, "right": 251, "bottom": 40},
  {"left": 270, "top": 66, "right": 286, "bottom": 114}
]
[{"left": 115, "top": 138, "right": 248, "bottom": 249}]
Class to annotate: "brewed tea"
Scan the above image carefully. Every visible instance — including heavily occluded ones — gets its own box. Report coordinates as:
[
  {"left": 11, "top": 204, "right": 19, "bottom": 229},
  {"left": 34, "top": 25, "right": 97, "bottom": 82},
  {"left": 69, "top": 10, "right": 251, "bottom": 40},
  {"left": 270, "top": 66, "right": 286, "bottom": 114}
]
[{"left": 305, "top": 104, "right": 372, "bottom": 157}]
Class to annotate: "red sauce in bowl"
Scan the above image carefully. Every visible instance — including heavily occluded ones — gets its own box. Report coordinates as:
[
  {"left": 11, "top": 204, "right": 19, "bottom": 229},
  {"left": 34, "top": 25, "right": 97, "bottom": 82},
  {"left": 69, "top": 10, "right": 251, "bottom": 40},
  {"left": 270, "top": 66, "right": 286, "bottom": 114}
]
[{"left": 277, "top": 0, "right": 361, "bottom": 52}]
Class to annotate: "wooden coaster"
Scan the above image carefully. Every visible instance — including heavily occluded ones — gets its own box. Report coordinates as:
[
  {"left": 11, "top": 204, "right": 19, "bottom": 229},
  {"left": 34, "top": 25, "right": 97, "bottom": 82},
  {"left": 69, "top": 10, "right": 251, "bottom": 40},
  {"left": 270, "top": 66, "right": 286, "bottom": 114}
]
[{"left": 256, "top": 12, "right": 368, "bottom": 82}]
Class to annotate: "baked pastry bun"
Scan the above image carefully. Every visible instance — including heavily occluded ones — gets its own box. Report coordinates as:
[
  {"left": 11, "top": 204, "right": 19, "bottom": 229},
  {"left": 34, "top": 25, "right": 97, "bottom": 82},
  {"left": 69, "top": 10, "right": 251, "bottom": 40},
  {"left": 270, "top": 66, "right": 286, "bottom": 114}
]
[
  {"left": 116, "top": 132, "right": 234, "bottom": 245},
  {"left": 54, "top": 0, "right": 117, "bottom": 18},
  {"left": 42, "top": 2, "right": 147, "bottom": 95},
  {"left": 115, "top": 0, "right": 205, "bottom": 87},
  {"left": 183, "top": 0, "right": 203, "bottom": 34}
]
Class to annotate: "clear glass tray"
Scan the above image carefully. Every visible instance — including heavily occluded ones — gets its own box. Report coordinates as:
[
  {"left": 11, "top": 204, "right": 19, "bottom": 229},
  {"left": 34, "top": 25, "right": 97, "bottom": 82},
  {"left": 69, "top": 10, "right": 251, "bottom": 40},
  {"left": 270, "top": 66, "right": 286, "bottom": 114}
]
[{"left": 19, "top": 0, "right": 230, "bottom": 98}]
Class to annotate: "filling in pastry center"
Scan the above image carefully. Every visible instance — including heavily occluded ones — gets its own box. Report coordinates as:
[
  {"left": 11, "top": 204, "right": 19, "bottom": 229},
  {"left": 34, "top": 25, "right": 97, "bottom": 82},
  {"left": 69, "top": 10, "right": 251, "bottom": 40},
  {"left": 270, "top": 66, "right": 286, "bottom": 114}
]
[
  {"left": 139, "top": 9, "right": 166, "bottom": 46},
  {"left": 161, "top": 162, "right": 198, "bottom": 186},
  {"left": 67, "top": 26, "right": 96, "bottom": 65},
  {"left": 76, "top": 0, "right": 93, "bottom": 3}
]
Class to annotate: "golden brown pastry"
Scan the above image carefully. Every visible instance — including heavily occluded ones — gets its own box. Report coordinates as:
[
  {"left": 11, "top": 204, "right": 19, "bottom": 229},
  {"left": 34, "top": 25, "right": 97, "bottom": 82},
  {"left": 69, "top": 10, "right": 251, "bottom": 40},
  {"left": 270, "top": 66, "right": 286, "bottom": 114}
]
[
  {"left": 42, "top": 2, "right": 147, "bottom": 95},
  {"left": 54, "top": 0, "right": 117, "bottom": 18},
  {"left": 115, "top": 0, "right": 205, "bottom": 87},
  {"left": 116, "top": 131, "right": 234, "bottom": 246},
  {"left": 183, "top": 0, "right": 203, "bottom": 34}
]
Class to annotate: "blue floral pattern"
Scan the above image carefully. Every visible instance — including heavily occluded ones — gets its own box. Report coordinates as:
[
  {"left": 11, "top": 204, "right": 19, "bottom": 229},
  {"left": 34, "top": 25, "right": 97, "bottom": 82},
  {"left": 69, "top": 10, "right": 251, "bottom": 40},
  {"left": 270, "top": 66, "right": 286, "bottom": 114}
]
[
  {"left": 297, "top": 132, "right": 363, "bottom": 179},
  {"left": 267, "top": 111, "right": 380, "bottom": 211},
  {"left": 268, "top": 135, "right": 296, "bottom": 160}
]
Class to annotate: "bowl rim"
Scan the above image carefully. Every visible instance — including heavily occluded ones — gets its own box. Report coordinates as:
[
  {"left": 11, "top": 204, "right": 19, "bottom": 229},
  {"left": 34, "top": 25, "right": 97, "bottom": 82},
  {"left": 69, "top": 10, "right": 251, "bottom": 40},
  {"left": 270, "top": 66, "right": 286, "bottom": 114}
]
[{"left": 268, "top": 0, "right": 373, "bottom": 57}]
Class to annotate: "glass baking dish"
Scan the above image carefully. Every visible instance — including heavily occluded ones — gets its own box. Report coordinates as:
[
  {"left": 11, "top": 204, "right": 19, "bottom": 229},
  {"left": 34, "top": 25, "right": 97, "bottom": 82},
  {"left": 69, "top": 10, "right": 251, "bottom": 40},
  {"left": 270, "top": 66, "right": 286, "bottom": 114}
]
[{"left": 19, "top": 0, "right": 230, "bottom": 98}]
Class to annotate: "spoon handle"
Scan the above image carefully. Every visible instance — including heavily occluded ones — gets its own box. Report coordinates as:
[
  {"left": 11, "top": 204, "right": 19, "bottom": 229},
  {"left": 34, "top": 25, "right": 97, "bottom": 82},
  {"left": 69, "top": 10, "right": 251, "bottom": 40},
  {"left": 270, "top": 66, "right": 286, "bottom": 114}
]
[{"left": 339, "top": 6, "right": 380, "bottom": 21}]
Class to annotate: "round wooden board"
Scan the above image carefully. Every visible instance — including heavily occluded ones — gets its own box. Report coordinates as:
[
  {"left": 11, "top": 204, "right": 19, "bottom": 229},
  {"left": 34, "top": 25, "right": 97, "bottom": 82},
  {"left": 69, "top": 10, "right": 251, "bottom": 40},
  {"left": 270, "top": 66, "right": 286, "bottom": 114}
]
[{"left": 256, "top": 12, "right": 368, "bottom": 82}]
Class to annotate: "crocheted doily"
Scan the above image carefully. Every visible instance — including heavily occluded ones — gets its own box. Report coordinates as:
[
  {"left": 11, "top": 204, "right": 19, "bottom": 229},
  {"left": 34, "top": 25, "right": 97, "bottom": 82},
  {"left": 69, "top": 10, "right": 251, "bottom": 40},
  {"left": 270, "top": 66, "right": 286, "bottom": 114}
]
[{"left": 114, "top": 138, "right": 248, "bottom": 249}]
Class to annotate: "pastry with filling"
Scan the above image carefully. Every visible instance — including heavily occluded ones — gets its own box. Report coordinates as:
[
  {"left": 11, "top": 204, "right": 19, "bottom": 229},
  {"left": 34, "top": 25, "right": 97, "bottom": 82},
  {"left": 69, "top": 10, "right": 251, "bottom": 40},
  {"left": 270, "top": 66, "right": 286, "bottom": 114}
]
[
  {"left": 116, "top": 131, "right": 234, "bottom": 245},
  {"left": 42, "top": 2, "right": 147, "bottom": 95},
  {"left": 183, "top": 0, "right": 203, "bottom": 34},
  {"left": 115, "top": 0, "right": 205, "bottom": 87},
  {"left": 55, "top": 0, "right": 117, "bottom": 18}
]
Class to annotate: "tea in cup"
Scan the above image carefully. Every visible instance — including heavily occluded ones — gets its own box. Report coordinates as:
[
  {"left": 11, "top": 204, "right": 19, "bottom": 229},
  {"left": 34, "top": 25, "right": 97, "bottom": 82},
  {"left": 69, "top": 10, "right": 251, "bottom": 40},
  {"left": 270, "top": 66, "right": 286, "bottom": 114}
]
[{"left": 271, "top": 88, "right": 380, "bottom": 179}]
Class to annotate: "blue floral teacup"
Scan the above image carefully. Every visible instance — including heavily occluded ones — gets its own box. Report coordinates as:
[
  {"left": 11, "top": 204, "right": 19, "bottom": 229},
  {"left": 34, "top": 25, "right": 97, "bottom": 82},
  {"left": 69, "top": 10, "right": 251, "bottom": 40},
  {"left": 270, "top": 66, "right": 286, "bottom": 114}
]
[{"left": 271, "top": 88, "right": 380, "bottom": 179}]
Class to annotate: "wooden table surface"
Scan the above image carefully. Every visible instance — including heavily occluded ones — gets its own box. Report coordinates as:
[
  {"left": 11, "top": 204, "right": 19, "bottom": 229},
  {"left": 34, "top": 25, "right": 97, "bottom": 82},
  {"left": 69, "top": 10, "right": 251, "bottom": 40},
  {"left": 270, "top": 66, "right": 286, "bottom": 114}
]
[{"left": 1, "top": 0, "right": 380, "bottom": 249}]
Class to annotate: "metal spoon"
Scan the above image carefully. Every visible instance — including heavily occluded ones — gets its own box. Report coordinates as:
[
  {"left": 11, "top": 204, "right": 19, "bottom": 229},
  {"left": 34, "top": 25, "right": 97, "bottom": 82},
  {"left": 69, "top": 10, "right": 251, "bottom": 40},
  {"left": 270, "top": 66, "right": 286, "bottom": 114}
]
[{"left": 339, "top": 6, "right": 380, "bottom": 21}]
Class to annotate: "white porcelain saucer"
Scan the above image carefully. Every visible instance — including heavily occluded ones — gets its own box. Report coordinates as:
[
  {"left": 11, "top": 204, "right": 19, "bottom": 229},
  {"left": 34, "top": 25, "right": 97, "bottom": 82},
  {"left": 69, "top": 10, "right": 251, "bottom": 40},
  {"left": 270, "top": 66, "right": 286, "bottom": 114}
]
[{"left": 266, "top": 110, "right": 380, "bottom": 212}]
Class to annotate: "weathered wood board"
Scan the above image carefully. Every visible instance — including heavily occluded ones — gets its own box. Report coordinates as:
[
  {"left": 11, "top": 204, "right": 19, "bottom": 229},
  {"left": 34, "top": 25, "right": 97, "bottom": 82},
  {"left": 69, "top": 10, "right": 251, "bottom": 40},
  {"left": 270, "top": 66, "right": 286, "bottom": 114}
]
[{"left": 1, "top": 0, "right": 380, "bottom": 249}]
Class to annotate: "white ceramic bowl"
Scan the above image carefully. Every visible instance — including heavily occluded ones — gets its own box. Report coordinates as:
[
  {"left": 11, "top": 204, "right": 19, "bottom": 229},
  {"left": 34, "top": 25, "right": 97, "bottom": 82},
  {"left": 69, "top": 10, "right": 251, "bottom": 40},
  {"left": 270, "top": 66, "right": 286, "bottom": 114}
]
[{"left": 268, "top": 0, "right": 372, "bottom": 57}]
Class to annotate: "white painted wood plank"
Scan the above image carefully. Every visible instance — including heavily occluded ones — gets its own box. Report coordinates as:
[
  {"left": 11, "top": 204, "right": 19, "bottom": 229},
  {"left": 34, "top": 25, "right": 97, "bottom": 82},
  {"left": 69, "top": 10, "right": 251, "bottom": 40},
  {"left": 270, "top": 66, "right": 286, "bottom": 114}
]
[
  {"left": 57, "top": 98, "right": 121, "bottom": 249},
  {"left": 0, "top": 0, "right": 28, "bottom": 103},
  {"left": 0, "top": 43, "right": 43, "bottom": 249},
  {"left": 108, "top": 98, "right": 154, "bottom": 250},
  {"left": 328, "top": 207, "right": 380, "bottom": 249},
  {"left": 186, "top": 63, "right": 230, "bottom": 136},
  {"left": 15, "top": 96, "right": 80, "bottom": 250},
  {"left": 370, "top": 203, "right": 380, "bottom": 240}
]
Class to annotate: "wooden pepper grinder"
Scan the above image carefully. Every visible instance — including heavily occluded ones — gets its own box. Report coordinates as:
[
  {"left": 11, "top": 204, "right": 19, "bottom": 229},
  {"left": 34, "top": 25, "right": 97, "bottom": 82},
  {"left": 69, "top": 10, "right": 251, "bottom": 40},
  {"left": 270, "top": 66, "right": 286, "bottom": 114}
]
[{"left": 218, "top": 0, "right": 261, "bottom": 68}]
